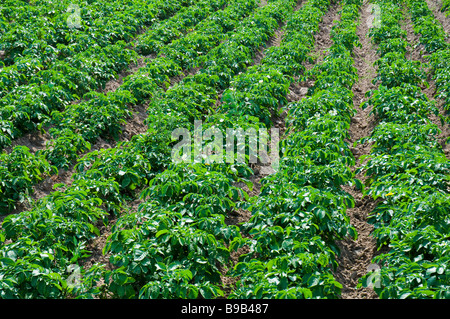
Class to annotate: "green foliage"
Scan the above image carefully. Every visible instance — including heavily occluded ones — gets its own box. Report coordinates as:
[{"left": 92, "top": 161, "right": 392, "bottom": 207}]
[
  {"left": 376, "top": 38, "right": 408, "bottom": 57},
  {"left": 373, "top": 52, "right": 428, "bottom": 88},
  {"left": 443, "top": 0, "right": 450, "bottom": 11},
  {"left": 359, "top": 0, "right": 450, "bottom": 299},
  {"left": 362, "top": 83, "right": 438, "bottom": 122},
  {"left": 229, "top": 254, "right": 342, "bottom": 299},
  {"left": 0, "top": 146, "right": 56, "bottom": 211},
  {"left": 41, "top": 129, "right": 91, "bottom": 170},
  {"left": 220, "top": 65, "right": 290, "bottom": 126}
]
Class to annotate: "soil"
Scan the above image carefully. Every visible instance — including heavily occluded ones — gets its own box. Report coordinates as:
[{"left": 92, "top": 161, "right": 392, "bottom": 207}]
[
  {"left": 7, "top": 129, "right": 50, "bottom": 154},
  {"left": 169, "top": 66, "right": 202, "bottom": 89},
  {"left": 259, "top": 0, "right": 268, "bottom": 7},
  {"left": 333, "top": 0, "right": 380, "bottom": 299},
  {"left": 0, "top": 50, "right": 5, "bottom": 67}
]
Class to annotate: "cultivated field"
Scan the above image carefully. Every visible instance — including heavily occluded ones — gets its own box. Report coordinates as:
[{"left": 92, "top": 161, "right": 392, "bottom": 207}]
[{"left": 0, "top": 0, "right": 449, "bottom": 299}]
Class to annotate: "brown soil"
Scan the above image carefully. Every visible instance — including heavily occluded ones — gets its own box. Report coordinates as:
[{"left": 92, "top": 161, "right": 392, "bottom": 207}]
[
  {"left": 81, "top": 222, "right": 114, "bottom": 273},
  {"left": 7, "top": 130, "right": 50, "bottom": 154},
  {"left": 252, "top": 27, "right": 285, "bottom": 66},
  {"left": 333, "top": 0, "right": 380, "bottom": 299},
  {"left": 259, "top": 0, "right": 268, "bottom": 7},
  {"left": 102, "top": 56, "right": 151, "bottom": 94},
  {"left": 169, "top": 66, "right": 202, "bottom": 89},
  {"left": 0, "top": 50, "right": 6, "bottom": 67}
]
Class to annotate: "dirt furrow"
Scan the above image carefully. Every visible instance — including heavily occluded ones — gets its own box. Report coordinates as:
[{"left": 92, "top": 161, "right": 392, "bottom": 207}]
[{"left": 333, "top": 0, "right": 380, "bottom": 299}]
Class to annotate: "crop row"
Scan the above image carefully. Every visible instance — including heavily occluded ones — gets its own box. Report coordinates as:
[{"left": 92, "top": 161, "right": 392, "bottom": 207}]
[
  {"left": 0, "top": 0, "right": 230, "bottom": 150},
  {"left": 227, "top": 0, "right": 363, "bottom": 298},
  {"left": 406, "top": 0, "right": 450, "bottom": 115},
  {"left": 0, "top": 0, "right": 296, "bottom": 299},
  {"left": 357, "top": 0, "right": 450, "bottom": 298},
  {"left": 0, "top": 0, "right": 258, "bottom": 212}
]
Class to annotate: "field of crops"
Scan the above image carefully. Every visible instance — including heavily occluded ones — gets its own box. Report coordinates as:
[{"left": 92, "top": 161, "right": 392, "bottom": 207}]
[{"left": 0, "top": 0, "right": 449, "bottom": 300}]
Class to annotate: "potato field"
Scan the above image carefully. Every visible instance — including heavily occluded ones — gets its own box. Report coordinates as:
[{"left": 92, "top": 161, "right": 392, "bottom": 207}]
[{"left": 0, "top": 0, "right": 449, "bottom": 300}]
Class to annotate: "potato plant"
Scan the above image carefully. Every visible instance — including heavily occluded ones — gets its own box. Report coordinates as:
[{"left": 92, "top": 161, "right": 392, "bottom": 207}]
[{"left": 356, "top": 0, "right": 450, "bottom": 298}]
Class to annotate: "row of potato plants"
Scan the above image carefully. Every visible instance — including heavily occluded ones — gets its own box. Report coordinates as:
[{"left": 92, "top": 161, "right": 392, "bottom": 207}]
[
  {"left": 405, "top": 0, "right": 450, "bottom": 116},
  {"left": 0, "top": 0, "right": 293, "bottom": 298},
  {"left": 0, "top": 0, "right": 256, "bottom": 212},
  {"left": 356, "top": 0, "right": 450, "bottom": 298},
  {"left": 0, "top": 0, "right": 226, "bottom": 149},
  {"left": 134, "top": 0, "right": 227, "bottom": 56},
  {"left": 227, "top": 0, "right": 362, "bottom": 298},
  {"left": 0, "top": 0, "right": 28, "bottom": 37}
]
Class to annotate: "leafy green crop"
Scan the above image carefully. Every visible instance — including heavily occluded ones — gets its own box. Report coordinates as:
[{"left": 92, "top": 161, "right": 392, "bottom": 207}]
[
  {"left": 373, "top": 52, "right": 428, "bottom": 88},
  {"left": 357, "top": 0, "right": 450, "bottom": 299},
  {"left": 362, "top": 83, "right": 438, "bottom": 122},
  {"left": 0, "top": 146, "right": 56, "bottom": 211}
]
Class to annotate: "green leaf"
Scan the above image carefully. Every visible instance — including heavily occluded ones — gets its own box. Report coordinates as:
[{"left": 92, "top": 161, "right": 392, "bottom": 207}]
[
  {"left": 122, "top": 175, "right": 131, "bottom": 188},
  {"left": 156, "top": 229, "right": 169, "bottom": 238},
  {"left": 399, "top": 292, "right": 411, "bottom": 299}
]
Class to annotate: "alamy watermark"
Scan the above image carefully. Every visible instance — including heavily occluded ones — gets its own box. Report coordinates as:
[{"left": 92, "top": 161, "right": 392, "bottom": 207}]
[
  {"left": 366, "top": 4, "right": 381, "bottom": 29},
  {"left": 67, "top": 4, "right": 81, "bottom": 29},
  {"left": 171, "top": 120, "right": 280, "bottom": 173},
  {"left": 66, "top": 264, "right": 82, "bottom": 288},
  {"left": 366, "top": 263, "right": 382, "bottom": 289}
]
